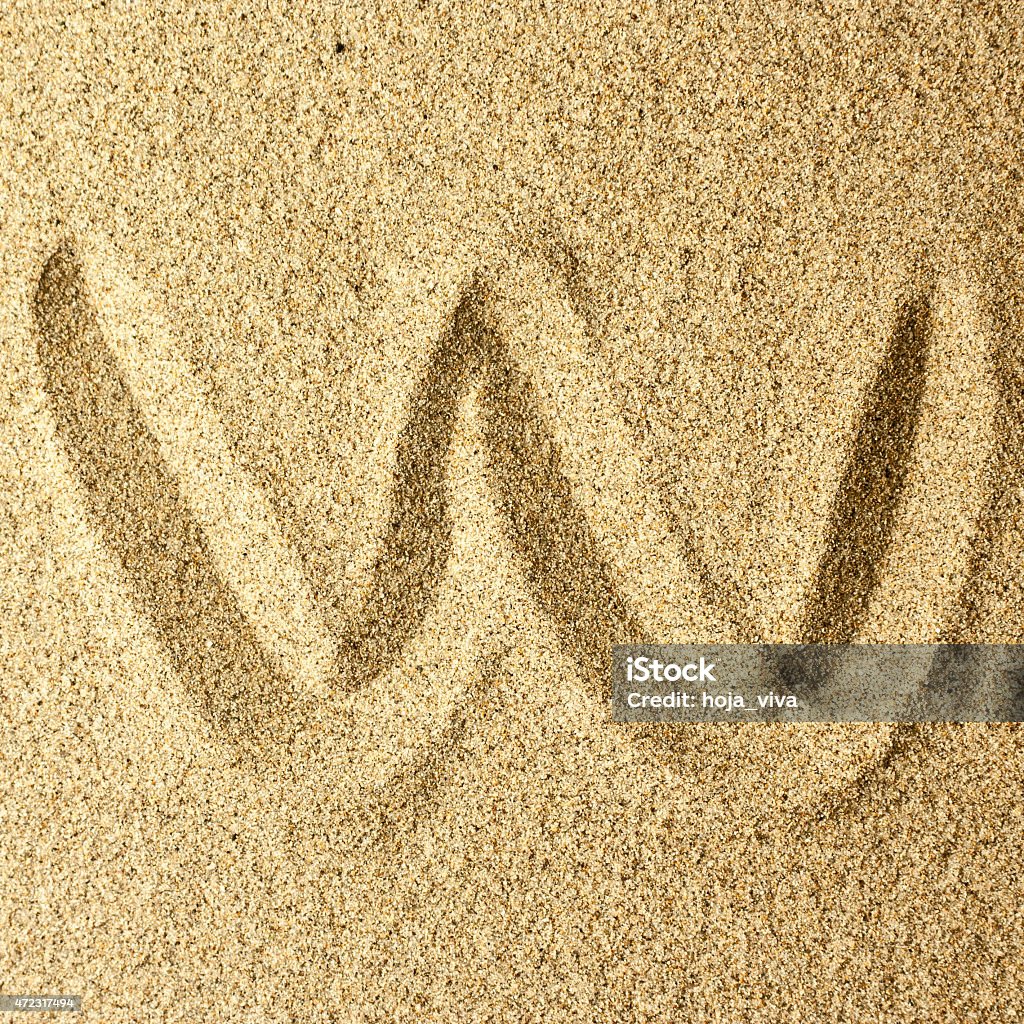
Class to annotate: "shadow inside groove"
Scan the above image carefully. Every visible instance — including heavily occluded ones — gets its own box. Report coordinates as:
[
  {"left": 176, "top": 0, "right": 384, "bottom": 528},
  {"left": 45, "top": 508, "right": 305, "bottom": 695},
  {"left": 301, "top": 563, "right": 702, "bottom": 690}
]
[
  {"left": 479, "top": 321, "right": 641, "bottom": 699},
  {"left": 33, "top": 245, "right": 293, "bottom": 745},
  {"left": 331, "top": 286, "right": 486, "bottom": 690},
  {"left": 800, "top": 297, "right": 931, "bottom": 647}
]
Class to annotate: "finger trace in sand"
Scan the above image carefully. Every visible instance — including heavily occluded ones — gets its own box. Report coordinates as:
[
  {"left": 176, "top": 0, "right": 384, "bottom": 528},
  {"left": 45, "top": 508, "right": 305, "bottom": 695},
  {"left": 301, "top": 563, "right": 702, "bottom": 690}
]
[
  {"left": 330, "top": 283, "right": 488, "bottom": 692},
  {"left": 34, "top": 244, "right": 295, "bottom": 741},
  {"left": 33, "top": 237, "right": 1008, "bottom": 796},
  {"left": 849, "top": 275, "right": 1000, "bottom": 646},
  {"left": 479, "top": 306, "right": 641, "bottom": 699},
  {"left": 76, "top": 237, "right": 337, "bottom": 688},
  {"left": 489, "top": 253, "right": 739, "bottom": 648},
  {"left": 800, "top": 296, "right": 932, "bottom": 645}
]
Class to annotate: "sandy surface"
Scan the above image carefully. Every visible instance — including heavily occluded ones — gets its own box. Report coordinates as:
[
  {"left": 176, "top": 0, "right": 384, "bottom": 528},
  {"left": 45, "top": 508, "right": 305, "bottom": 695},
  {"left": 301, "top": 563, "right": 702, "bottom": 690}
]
[{"left": 2, "top": 2, "right": 1024, "bottom": 1020}]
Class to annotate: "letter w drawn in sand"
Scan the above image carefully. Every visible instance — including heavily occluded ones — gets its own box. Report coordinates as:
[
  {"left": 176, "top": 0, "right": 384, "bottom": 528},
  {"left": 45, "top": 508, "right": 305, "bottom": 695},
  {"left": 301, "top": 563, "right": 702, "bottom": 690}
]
[{"left": 34, "top": 242, "right": 1006, "bottom": 771}]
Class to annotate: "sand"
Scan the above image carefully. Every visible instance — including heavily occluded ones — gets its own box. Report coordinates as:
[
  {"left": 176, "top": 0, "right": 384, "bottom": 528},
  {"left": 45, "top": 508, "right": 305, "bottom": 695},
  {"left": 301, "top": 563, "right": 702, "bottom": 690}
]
[{"left": 2, "top": 1, "right": 1023, "bottom": 1020}]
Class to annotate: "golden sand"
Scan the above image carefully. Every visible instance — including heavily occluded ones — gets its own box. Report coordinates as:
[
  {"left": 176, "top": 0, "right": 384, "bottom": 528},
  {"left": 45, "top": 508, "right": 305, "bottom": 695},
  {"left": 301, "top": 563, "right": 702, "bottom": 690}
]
[{"left": 2, "top": 2, "right": 1023, "bottom": 1020}]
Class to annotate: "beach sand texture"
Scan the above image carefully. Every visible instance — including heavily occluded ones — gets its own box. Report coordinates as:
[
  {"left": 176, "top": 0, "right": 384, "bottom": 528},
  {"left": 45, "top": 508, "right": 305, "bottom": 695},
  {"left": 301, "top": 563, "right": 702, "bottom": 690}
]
[{"left": 2, "top": 1, "right": 1024, "bottom": 1020}]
